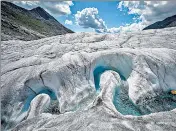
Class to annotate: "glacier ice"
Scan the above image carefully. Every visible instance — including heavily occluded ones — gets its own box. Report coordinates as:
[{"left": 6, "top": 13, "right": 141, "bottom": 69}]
[{"left": 1, "top": 27, "right": 176, "bottom": 130}]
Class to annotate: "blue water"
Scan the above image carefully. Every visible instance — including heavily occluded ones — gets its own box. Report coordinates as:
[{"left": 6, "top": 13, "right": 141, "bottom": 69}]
[
  {"left": 146, "top": 91, "right": 176, "bottom": 112},
  {"left": 22, "top": 87, "right": 57, "bottom": 112},
  {"left": 93, "top": 66, "right": 143, "bottom": 115},
  {"left": 93, "top": 66, "right": 144, "bottom": 116},
  {"left": 93, "top": 66, "right": 176, "bottom": 116},
  {"left": 113, "top": 87, "right": 143, "bottom": 116},
  {"left": 93, "top": 66, "right": 126, "bottom": 91},
  {"left": 113, "top": 87, "right": 176, "bottom": 116}
]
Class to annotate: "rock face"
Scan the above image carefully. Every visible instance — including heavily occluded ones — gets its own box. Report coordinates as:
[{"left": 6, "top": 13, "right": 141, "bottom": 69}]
[
  {"left": 1, "top": 1, "right": 74, "bottom": 41},
  {"left": 1, "top": 27, "right": 176, "bottom": 131},
  {"left": 143, "top": 14, "right": 176, "bottom": 30}
]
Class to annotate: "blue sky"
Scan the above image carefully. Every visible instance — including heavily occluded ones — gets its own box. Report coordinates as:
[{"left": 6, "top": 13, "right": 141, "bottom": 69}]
[
  {"left": 58, "top": 1, "right": 139, "bottom": 32},
  {"left": 14, "top": 1, "right": 176, "bottom": 33}
]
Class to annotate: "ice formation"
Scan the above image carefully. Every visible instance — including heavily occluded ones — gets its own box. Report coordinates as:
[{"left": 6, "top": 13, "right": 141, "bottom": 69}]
[{"left": 1, "top": 27, "right": 176, "bottom": 130}]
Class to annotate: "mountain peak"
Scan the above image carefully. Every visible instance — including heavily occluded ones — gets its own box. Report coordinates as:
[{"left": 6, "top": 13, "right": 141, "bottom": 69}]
[
  {"left": 30, "top": 6, "right": 55, "bottom": 20},
  {"left": 1, "top": 1, "right": 74, "bottom": 41},
  {"left": 33, "top": 6, "right": 44, "bottom": 11}
]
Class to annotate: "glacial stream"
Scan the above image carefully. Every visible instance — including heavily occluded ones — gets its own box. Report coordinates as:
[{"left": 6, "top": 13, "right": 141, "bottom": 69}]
[
  {"left": 22, "top": 87, "right": 57, "bottom": 112},
  {"left": 93, "top": 67, "right": 176, "bottom": 116}
]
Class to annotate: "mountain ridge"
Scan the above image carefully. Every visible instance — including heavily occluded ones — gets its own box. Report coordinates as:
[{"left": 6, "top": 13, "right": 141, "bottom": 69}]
[
  {"left": 30, "top": 6, "right": 56, "bottom": 21},
  {"left": 143, "top": 14, "right": 176, "bottom": 30},
  {"left": 1, "top": 1, "right": 74, "bottom": 41}
]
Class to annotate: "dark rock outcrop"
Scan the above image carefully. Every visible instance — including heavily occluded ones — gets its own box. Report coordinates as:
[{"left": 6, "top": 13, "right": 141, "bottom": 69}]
[{"left": 143, "top": 14, "right": 176, "bottom": 30}]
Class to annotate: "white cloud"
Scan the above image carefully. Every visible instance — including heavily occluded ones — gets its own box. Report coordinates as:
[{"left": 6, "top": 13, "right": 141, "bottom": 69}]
[
  {"left": 13, "top": 1, "right": 74, "bottom": 15},
  {"left": 75, "top": 7, "right": 147, "bottom": 33},
  {"left": 75, "top": 8, "right": 107, "bottom": 32},
  {"left": 43, "top": 1, "right": 73, "bottom": 15},
  {"left": 75, "top": 7, "right": 146, "bottom": 33},
  {"left": 107, "top": 22, "right": 145, "bottom": 33},
  {"left": 65, "top": 20, "right": 73, "bottom": 25},
  {"left": 118, "top": 1, "right": 176, "bottom": 24},
  {"left": 115, "top": 1, "right": 176, "bottom": 33},
  {"left": 13, "top": 1, "right": 39, "bottom": 8}
]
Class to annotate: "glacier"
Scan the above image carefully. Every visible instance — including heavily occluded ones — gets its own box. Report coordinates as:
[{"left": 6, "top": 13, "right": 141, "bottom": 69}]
[{"left": 1, "top": 27, "right": 176, "bottom": 131}]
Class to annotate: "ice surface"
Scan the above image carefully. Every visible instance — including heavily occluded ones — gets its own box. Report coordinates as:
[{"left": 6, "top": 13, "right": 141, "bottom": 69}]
[{"left": 1, "top": 27, "right": 176, "bottom": 130}]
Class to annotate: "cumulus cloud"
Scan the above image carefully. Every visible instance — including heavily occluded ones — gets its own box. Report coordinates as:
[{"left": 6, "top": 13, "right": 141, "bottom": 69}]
[
  {"left": 13, "top": 1, "right": 39, "bottom": 8},
  {"left": 111, "top": 1, "right": 176, "bottom": 33},
  {"left": 118, "top": 1, "right": 176, "bottom": 24},
  {"left": 13, "top": 1, "right": 74, "bottom": 15},
  {"left": 42, "top": 1, "right": 73, "bottom": 15},
  {"left": 107, "top": 22, "right": 145, "bottom": 33},
  {"left": 75, "top": 7, "right": 145, "bottom": 33},
  {"left": 65, "top": 20, "right": 73, "bottom": 25},
  {"left": 74, "top": 2, "right": 176, "bottom": 33},
  {"left": 75, "top": 8, "right": 107, "bottom": 32}
]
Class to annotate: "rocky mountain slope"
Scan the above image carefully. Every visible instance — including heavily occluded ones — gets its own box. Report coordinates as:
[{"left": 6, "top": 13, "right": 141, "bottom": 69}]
[
  {"left": 1, "top": 27, "right": 176, "bottom": 131},
  {"left": 143, "top": 14, "right": 176, "bottom": 30},
  {"left": 1, "top": 1, "right": 74, "bottom": 41}
]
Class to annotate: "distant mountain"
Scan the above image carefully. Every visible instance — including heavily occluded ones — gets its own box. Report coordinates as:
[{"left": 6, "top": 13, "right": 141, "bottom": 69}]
[
  {"left": 1, "top": 1, "right": 74, "bottom": 41},
  {"left": 143, "top": 15, "right": 176, "bottom": 30}
]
